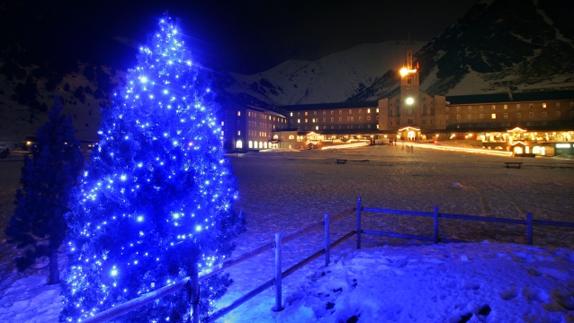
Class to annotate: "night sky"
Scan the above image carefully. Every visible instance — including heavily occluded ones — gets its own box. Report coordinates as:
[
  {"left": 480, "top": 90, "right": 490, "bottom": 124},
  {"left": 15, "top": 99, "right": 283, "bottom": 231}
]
[{"left": 0, "top": 0, "right": 476, "bottom": 74}]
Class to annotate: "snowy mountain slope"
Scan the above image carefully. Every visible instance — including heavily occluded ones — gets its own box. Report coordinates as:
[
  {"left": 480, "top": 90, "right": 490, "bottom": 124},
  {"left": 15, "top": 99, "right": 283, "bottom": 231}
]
[
  {"left": 227, "top": 0, "right": 574, "bottom": 104},
  {"left": 226, "top": 41, "right": 425, "bottom": 106},
  {"left": 415, "top": 0, "right": 574, "bottom": 96},
  {"left": 0, "top": 60, "right": 121, "bottom": 141}
]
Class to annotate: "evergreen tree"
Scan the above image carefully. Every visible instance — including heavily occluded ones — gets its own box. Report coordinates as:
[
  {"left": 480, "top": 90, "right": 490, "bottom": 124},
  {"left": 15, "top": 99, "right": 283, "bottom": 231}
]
[
  {"left": 6, "top": 98, "right": 84, "bottom": 284},
  {"left": 61, "top": 16, "right": 244, "bottom": 322}
]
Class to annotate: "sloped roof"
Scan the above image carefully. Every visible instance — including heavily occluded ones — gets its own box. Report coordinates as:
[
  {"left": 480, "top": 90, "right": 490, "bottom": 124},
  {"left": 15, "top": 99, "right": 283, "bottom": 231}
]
[
  {"left": 282, "top": 100, "right": 379, "bottom": 111},
  {"left": 446, "top": 90, "right": 574, "bottom": 105}
]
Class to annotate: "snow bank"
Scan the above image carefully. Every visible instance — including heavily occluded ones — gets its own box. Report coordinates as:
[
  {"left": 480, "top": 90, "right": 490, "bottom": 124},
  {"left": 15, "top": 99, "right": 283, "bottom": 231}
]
[{"left": 275, "top": 242, "right": 574, "bottom": 322}]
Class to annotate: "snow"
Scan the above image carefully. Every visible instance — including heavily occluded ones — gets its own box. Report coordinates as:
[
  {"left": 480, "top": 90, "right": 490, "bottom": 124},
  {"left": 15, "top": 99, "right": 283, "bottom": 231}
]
[
  {"left": 1, "top": 146, "right": 573, "bottom": 321},
  {"left": 446, "top": 69, "right": 500, "bottom": 96},
  {"left": 246, "top": 242, "right": 574, "bottom": 322},
  {"left": 227, "top": 41, "right": 425, "bottom": 105}
]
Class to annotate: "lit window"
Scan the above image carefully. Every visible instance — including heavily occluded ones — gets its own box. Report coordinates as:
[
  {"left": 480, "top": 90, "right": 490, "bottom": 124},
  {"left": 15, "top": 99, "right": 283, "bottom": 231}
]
[
  {"left": 305, "top": 111, "right": 308, "bottom": 116},
  {"left": 259, "top": 141, "right": 263, "bottom": 149},
  {"left": 367, "top": 108, "right": 371, "bottom": 113},
  {"left": 376, "top": 108, "right": 380, "bottom": 113},
  {"left": 248, "top": 140, "right": 253, "bottom": 148},
  {"left": 504, "top": 104, "right": 508, "bottom": 110},
  {"left": 290, "top": 112, "right": 293, "bottom": 117},
  {"left": 542, "top": 102, "right": 547, "bottom": 108},
  {"left": 235, "top": 140, "right": 243, "bottom": 149},
  {"left": 237, "top": 130, "right": 241, "bottom": 135},
  {"left": 288, "top": 135, "right": 295, "bottom": 140},
  {"left": 237, "top": 111, "right": 241, "bottom": 117},
  {"left": 297, "top": 118, "right": 301, "bottom": 123},
  {"left": 315, "top": 125, "right": 319, "bottom": 131},
  {"left": 491, "top": 113, "right": 496, "bottom": 119},
  {"left": 305, "top": 118, "right": 308, "bottom": 123}
]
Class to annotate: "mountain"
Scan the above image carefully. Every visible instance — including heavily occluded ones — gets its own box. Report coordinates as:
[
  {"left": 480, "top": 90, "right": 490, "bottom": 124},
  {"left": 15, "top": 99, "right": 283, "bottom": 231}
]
[
  {"left": 225, "top": 41, "right": 425, "bottom": 106},
  {"left": 0, "top": 55, "right": 121, "bottom": 141},
  {"left": 226, "top": 0, "right": 574, "bottom": 104},
  {"left": 2, "top": 0, "right": 574, "bottom": 141}
]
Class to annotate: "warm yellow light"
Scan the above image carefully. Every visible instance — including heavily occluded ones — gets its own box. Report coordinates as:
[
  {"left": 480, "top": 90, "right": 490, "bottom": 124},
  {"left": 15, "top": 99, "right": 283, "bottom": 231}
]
[
  {"left": 399, "top": 66, "right": 417, "bottom": 77},
  {"left": 25, "top": 141, "right": 33, "bottom": 146},
  {"left": 405, "top": 97, "right": 415, "bottom": 106}
]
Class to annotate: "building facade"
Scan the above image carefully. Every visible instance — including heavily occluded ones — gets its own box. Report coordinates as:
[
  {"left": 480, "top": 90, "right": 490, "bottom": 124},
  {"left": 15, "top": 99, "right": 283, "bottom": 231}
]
[
  {"left": 221, "top": 51, "right": 574, "bottom": 152},
  {"left": 221, "top": 105, "right": 288, "bottom": 152}
]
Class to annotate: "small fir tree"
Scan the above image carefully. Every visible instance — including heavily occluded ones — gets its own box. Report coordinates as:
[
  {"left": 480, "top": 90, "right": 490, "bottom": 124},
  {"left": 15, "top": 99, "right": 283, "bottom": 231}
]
[
  {"left": 6, "top": 98, "right": 84, "bottom": 284},
  {"left": 61, "top": 16, "right": 244, "bottom": 322}
]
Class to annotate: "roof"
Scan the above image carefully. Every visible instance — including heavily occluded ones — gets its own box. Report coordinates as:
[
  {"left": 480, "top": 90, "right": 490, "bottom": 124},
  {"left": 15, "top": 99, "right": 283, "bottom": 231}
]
[
  {"left": 282, "top": 100, "right": 379, "bottom": 111},
  {"left": 446, "top": 90, "right": 574, "bottom": 105},
  {"left": 244, "top": 105, "right": 287, "bottom": 118}
]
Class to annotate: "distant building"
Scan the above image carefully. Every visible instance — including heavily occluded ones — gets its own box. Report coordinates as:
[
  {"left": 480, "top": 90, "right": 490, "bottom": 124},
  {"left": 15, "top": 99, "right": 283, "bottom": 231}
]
[
  {"left": 221, "top": 104, "right": 288, "bottom": 151},
  {"left": 222, "top": 50, "right": 574, "bottom": 154}
]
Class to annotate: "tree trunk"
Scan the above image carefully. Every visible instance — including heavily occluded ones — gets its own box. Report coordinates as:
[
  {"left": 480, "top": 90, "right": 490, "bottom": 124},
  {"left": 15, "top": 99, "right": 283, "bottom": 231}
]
[
  {"left": 190, "top": 256, "right": 200, "bottom": 323},
  {"left": 48, "top": 247, "right": 59, "bottom": 285}
]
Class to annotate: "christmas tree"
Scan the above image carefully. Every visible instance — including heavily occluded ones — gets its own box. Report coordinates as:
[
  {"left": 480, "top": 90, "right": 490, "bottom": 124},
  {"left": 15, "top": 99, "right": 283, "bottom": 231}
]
[
  {"left": 61, "top": 16, "right": 244, "bottom": 322},
  {"left": 6, "top": 98, "right": 83, "bottom": 284}
]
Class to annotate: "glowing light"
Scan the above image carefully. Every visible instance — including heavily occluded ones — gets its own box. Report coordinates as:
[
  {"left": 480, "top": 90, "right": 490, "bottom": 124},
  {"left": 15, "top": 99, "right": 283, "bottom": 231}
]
[
  {"left": 399, "top": 66, "right": 417, "bottom": 77},
  {"left": 61, "top": 15, "right": 243, "bottom": 322},
  {"left": 405, "top": 97, "right": 415, "bottom": 106}
]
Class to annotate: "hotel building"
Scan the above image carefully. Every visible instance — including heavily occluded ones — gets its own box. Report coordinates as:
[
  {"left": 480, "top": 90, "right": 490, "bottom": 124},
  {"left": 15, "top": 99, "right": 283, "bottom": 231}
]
[{"left": 222, "top": 50, "right": 574, "bottom": 155}]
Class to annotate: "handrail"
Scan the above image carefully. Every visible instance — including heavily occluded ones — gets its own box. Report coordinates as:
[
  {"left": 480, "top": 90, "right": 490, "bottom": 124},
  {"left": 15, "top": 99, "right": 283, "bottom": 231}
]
[
  {"left": 84, "top": 208, "right": 355, "bottom": 322},
  {"left": 363, "top": 207, "right": 574, "bottom": 228},
  {"left": 202, "top": 207, "right": 353, "bottom": 280},
  {"left": 85, "top": 278, "right": 190, "bottom": 323},
  {"left": 208, "top": 230, "right": 356, "bottom": 321}
]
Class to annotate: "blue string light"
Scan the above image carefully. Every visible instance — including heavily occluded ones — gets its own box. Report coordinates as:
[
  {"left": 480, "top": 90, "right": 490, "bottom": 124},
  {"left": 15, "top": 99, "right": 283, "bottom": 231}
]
[{"left": 61, "top": 15, "right": 243, "bottom": 322}]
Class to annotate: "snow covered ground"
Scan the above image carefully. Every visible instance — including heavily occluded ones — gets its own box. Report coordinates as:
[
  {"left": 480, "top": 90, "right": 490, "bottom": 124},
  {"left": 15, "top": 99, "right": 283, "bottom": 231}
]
[
  {"left": 0, "top": 145, "right": 573, "bottom": 321},
  {"left": 226, "top": 242, "right": 574, "bottom": 322}
]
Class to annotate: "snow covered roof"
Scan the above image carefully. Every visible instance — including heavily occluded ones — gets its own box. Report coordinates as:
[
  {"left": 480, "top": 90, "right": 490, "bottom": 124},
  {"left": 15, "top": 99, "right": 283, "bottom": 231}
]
[
  {"left": 282, "top": 100, "right": 379, "bottom": 111},
  {"left": 446, "top": 90, "right": 574, "bottom": 105}
]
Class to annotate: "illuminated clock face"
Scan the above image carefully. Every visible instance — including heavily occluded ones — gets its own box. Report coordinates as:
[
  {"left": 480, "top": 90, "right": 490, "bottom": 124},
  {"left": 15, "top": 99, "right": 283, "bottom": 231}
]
[{"left": 405, "top": 97, "right": 415, "bottom": 106}]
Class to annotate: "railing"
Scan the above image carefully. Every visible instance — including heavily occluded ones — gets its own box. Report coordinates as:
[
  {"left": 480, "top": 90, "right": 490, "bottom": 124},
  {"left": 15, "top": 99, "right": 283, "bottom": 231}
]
[
  {"left": 355, "top": 196, "right": 574, "bottom": 248},
  {"left": 85, "top": 208, "right": 356, "bottom": 322},
  {"left": 84, "top": 197, "right": 574, "bottom": 322}
]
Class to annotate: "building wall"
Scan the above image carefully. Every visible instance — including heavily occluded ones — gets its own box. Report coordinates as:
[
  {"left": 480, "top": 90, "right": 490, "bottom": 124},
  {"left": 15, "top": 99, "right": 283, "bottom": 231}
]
[
  {"left": 222, "top": 106, "right": 288, "bottom": 151},
  {"left": 445, "top": 99, "right": 574, "bottom": 131},
  {"left": 378, "top": 93, "right": 447, "bottom": 132},
  {"left": 288, "top": 106, "right": 379, "bottom": 132}
]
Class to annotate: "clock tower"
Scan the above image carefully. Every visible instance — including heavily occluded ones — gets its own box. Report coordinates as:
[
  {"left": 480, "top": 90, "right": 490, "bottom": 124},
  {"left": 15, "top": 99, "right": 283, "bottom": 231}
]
[{"left": 399, "top": 49, "right": 419, "bottom": 127}]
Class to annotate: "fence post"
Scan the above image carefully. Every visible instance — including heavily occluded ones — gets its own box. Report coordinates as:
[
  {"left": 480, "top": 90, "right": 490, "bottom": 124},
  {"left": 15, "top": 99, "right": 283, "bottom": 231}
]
[
  {"left": 324, "top": 213, "right": 330, "bottom": 266},
  {"left": 272, "top": 232, "right": 284, "bottom": 312},
  {"left": 356, "top": 196, "right": 362, "bottom": 249},
  {"left": 433, "top": 206, "right": 440, "bottom": 243},
  {"left": 526, "top": 212, "right": 533, "bottom": 244}
]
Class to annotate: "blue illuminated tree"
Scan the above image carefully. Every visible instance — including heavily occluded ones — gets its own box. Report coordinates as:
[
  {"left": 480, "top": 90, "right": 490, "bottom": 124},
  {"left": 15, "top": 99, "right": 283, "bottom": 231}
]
[
  {"left": 61, "top": 16, "right": 244, "bottom": 322},
  {"left": 6, "top": 98, "right": 83, "bottom": 284}
]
